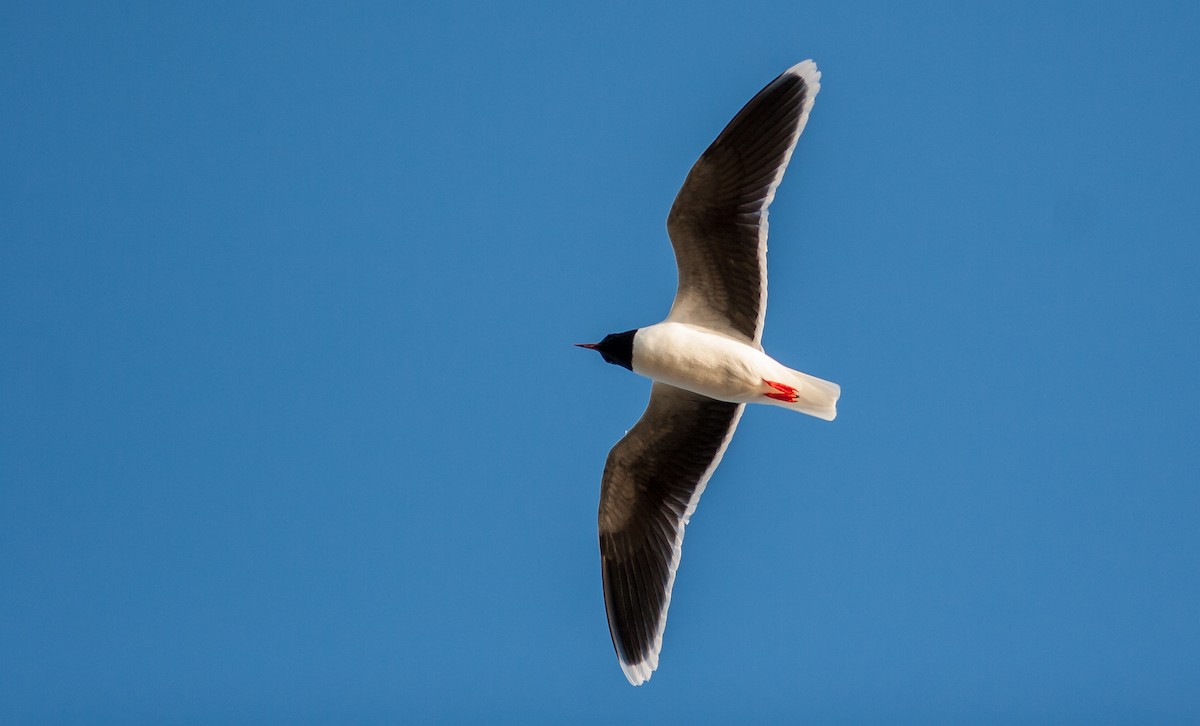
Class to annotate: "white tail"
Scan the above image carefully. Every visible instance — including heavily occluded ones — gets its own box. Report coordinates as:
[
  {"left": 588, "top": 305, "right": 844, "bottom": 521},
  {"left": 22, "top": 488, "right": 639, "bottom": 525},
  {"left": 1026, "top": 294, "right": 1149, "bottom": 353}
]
[{"left": 770, "top": 369, "right": 840, "bottom": 421}]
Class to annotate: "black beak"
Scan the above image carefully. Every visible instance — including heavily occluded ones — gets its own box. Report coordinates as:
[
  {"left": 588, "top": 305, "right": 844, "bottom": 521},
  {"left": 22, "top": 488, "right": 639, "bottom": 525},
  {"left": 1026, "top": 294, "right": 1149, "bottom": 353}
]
[{"left": 574, "top": 343, "right": 599, "bottom": 350}]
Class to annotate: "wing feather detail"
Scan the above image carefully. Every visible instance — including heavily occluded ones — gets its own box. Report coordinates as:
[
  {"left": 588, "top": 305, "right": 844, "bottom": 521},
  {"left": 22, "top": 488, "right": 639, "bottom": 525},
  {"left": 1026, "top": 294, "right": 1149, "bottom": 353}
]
[
  {"left": 598, "top": 383, "right": 743, "bottom": 685},
  {"left": 666, "top": 60, "right": 821, "bottom": 346}
]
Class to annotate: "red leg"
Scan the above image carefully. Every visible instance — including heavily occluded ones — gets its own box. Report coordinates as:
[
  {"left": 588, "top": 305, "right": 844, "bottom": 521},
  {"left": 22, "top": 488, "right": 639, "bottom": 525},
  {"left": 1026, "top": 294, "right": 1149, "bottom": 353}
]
[{"left": 763, "top": 379, "right": 799, "bottom": 403}]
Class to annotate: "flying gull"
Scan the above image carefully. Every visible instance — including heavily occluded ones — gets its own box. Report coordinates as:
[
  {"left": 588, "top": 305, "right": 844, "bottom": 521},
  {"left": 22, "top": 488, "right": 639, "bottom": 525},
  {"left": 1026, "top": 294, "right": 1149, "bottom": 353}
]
[{"left": 577, "top": 60, "right": 839, "bottom": 685}]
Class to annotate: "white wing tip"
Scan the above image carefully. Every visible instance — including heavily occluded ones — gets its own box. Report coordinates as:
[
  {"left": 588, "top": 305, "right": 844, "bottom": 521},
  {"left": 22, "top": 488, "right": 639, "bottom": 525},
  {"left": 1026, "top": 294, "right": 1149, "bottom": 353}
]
[
  {"left": 785, "top": 59, "right": 821, "bottom": 97},
  {"left": 619, "top": 655, "right": 657, "bottom": 686}
]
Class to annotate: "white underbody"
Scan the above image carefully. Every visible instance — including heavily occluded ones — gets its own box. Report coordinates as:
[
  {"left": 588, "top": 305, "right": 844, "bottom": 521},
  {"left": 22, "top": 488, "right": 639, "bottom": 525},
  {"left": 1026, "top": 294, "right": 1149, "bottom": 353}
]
[{"left": 631, "top": 322, "right": 840, "bottom": 420}]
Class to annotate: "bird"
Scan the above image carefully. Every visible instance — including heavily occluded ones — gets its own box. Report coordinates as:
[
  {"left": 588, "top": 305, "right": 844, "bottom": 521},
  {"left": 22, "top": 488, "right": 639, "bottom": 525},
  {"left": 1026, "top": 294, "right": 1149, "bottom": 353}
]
[{"left": 576, "top": 60, "right": 839, "bottom": 686}]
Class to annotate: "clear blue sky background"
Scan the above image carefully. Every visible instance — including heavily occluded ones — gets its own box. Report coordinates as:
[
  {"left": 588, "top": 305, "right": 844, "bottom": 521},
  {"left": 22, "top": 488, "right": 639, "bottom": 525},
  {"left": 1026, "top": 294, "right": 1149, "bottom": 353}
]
[{"left": 3, "top": 2, "right": 1198, "bottom": 723}]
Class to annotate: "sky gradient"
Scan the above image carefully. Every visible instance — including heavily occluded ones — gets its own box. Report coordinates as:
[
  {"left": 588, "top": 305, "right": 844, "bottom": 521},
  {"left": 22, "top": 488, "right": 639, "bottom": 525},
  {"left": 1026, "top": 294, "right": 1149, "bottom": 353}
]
[{"left": 3, "top": 2, "right": 1199, "bottom": 723}]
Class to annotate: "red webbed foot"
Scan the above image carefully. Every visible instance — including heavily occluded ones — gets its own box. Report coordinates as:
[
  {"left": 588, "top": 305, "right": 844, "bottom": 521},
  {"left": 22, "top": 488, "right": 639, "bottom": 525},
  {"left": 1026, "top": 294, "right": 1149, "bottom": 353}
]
[{"left": 762, "top": 379, "right": 799, "bottom": 403}]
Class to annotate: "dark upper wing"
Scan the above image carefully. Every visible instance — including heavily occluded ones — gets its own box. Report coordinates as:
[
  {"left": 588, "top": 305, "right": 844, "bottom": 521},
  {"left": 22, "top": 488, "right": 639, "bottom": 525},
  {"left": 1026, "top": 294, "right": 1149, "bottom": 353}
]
[
  {"left": 665, "top": 60, "right": 821, "bottom": 347},
  {"left": 598, "top": 383, "right": 744, "bottom": 685}
]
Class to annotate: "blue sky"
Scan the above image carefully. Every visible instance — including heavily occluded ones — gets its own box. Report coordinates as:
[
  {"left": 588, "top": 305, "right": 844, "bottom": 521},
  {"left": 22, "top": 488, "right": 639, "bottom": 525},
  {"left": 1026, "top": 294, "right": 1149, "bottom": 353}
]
[{"left": 3, "top": 1, "right": 1199, "bottom": 723}]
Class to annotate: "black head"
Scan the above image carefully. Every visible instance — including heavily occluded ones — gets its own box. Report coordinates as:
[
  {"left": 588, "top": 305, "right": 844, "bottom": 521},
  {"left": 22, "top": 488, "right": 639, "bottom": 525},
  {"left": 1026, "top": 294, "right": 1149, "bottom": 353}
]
[{"left": 576, "top": 329, "right": 637, "bottom": 371}]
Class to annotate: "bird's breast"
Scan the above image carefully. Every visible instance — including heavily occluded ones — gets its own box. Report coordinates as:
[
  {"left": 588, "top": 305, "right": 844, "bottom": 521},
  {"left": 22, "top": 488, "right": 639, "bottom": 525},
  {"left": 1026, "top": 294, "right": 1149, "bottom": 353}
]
[{"left": 630, "top": 323, "right": 771, "bottom": 402}]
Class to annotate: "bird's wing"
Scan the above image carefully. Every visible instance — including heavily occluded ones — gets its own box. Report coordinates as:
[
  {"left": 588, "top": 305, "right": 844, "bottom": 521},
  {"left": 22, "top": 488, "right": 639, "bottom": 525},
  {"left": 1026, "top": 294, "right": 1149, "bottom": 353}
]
[
  {"left": 599, "top": 382, "right": 744, "bottom": 685},
  {"left": 666, "top": 60, "right": 821, "bottom": 347}
]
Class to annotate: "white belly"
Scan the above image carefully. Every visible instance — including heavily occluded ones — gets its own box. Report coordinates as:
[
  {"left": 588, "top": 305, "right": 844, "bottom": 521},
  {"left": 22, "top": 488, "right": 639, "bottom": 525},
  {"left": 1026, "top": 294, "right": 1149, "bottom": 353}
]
[{"left": 630, "top": 322, "right": 781, "bottom": 402}]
